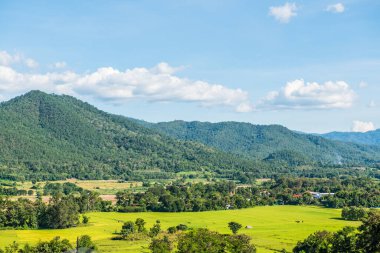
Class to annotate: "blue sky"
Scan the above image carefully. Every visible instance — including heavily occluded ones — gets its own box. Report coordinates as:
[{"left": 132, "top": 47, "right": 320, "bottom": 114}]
[{"left": 0, "top": 0, "right": 379, "bottom": 133}]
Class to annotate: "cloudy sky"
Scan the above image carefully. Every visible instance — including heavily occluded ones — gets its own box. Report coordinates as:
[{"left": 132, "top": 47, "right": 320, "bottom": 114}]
[{"left": 0, "top": 0, "right": 379, "bottom": 133}]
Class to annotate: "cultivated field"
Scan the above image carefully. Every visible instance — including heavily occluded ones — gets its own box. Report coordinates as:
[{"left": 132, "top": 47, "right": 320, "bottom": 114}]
[
  {"left": 0, "top": 206, "right": 360, "bottom": 252},
  {"left": 14, "top": 179, "right": 144, "bottom": 195}
]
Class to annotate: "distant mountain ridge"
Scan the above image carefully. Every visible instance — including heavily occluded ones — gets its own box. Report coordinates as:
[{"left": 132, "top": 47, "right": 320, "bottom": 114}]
[
  {"left": 144, "top": 120, "right": 380, "bottom": 165},
  {"left": 321, "top": 130, "right": 380, "bottom": 146}
]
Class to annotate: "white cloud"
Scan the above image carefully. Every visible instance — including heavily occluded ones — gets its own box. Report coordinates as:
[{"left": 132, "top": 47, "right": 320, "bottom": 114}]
[
  {"left": 52, "top": 61, "right": 67, "bottom": 69},
  {"left": 25, "top": 58, "right": 39, "bottom": 68},
  {"left": 258, "top": 79, "right": 355, "bottom": 110},
  {"left": 327, "top": 3, "right": 345, "bottom": 13},
  {"left": 352, "top": 121, "right": 375, "bottom": 132},
  {"left": 269, "top": 3, "right": 297, "bottom": 23},
  {"left": 0, "top": 59, "right": 252, "bottom": 112},
  {"left": 0, "top": 51, "right": 16, "bottom": 65},
  {"left": 0, "top": 51, "right": 38, "bottom": 68}
]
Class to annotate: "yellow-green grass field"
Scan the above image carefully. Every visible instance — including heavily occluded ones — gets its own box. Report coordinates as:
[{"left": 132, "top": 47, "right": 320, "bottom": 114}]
[{"left": 0, "top": 206, "right": 360, "bottom": 253}]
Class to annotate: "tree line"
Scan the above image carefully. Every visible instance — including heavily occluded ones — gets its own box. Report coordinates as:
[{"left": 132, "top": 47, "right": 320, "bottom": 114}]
[
  {"left": 0, "top": 235, "right": 97, "bottom": 253},
  {"left": 114, "top": 177, "right": 380, "bottom": 213},
  {"left": 0, "top": 190, "right": 111, "bottom": 229}
]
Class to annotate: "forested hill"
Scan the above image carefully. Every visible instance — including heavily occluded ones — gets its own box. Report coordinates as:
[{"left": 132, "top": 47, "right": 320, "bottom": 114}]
[
  {"left": 145, "top": 120, "right": 380, "bottom": 166},
  {"left": 321, "top": 130, "right": 380, "bottom": 146},
  {"left": 1, "top": 91, "right": 379, "bottom": 182},
  {"left": 0, "top": 91, "right": 260, "bottom": 181}
]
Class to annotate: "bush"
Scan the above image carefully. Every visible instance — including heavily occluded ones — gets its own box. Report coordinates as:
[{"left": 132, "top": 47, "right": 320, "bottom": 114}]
[
  {"left": 341, "top": 206, "right": 367, "bottom": 221},
  {"left": 82, "top": 215, "right": 89, "bottom": 224},
  {"left": 167, "top": 226, "right": 177, "bottom": 234},
  {"left": 176, "top": 224, "right": 188, "bottom": 231},
  {"left": 77, "top": 235, "right": 97, "bottom": 252}
]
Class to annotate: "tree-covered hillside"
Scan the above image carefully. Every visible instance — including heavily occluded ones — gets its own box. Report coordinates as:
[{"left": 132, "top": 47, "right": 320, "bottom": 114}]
[
  {"left": 322, "top": 130, "right": 380, "bottom": 146},
  {"left": 0, "top": 91, "right": 379, "bottom": 182},
  {"left": 0, "top": 91, "right": 261, "bottom": 181},
  {"left": 146, "top": 121, "right": 380, "bottom": 166}
]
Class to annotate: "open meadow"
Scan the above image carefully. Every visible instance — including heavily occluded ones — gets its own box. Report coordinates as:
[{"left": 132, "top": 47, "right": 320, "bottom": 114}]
[{"left": 0, "top": 206, "right": 360, "bottom": 253}]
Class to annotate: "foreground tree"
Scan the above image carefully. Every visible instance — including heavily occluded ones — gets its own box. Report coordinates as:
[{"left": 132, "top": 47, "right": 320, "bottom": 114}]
[
  {"left": 293, "top": 211, "right": 380, "bottom": 253},
  {"left": 357, "top": 210, "right": 380, "bottom": 253},
  {"left": 177, "top": 229, "right": 225, "bottom": 253},
  {"left": 176, "top": 228, "right": 255, "bottom": 253},
  {"left": 293, "top": 230, "right": 332, "bottom": 253},
  {"left": 227, "top": 234, "right": 257, "bottom": 253},
  {"left": 34, "top": 236, "right": 73, "bottom": 253},
  {"left": 149, "top": 236, "right": 173, "bottom": 253},
  {"left": 330, "top": 226, "right": 357, "bottom": 253}
]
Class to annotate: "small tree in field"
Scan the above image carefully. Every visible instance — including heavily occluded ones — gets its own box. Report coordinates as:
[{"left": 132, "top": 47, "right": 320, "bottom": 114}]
[
  {"left": 135, "top": 218, "right": 146, "bottom": 233},
  {"left": 149, "top": 220, "right": 161, "bottom": 238},
  {"left": 228, "top": 221, "right": 242, "bottom": 234},
  {"left": 121, "top": 221, "right": 136, "bottom": 239}
]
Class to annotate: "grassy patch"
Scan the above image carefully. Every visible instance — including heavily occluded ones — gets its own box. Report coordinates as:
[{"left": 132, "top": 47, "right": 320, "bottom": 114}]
[{"left": 0, "top": 206, "right": 360, "bottom": 253}]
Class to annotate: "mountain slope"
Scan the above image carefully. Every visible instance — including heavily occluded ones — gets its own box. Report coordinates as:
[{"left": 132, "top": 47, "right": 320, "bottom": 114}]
[
  {"left": 0, "top": 91, "right": 260, "bottom": 181},
  {"left": 145, "top": 120, "right": 380, "bottom": 166},
  {"left": 322, "top": 130, "right": 380, "bottom": 146}
]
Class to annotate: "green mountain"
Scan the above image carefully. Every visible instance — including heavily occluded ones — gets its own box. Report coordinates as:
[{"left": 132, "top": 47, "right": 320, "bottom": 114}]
[
  {"left": 1, "top": 91, "right": 379, "bottom": 182},
  {"left": 145, "top": 120, "right": 380, "bottom": 166},
  {"left": 0, "top": 91, "right": 259, "bottom": 181},
  {"left": 322, "top": 130, "right": 380, "bottom": 146}
]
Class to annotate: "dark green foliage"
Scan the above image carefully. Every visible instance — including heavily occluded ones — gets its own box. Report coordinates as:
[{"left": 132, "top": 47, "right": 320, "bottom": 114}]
[
  {"left": 32, "top": 236, "right": 73, "bottom": 253},
  {"left": 0, "top": 190, "right": 107, "bottom": 229},
  {"left": 0, "top": 198, "right": 38, "bottom": 228},
  {"left": 0, "top": 236, "right": 93, "bottom": 253},
  {"left": 177, "top": 229, "right": 226, "bottom": 253},
  {"left": 39, "top": 194, "right": 80, "bottom": 229},
  {"left": 228, "top": 221, "right": 242, "bottom": 234},
  {"left": 43, "top": 182, "right": 83, "bottom": 196},
  {"left": 115, "top": 178, "right": 380, "bottom": 213},
  {"left": 116, "top": 181, "right": 240, "bottom": 212},
  {"left": 341, "top": 207, "right": 367, "bottom": 221},
  {"left": 330, "top": 227, "right": 358, "bottom": 253},
  {"left": 0, "top": 187, "right": 30, "bottom": 196},
  {"left": 149, "top": 236, "right": 173, "bottom": 253},
  {"left": 357, "top": 210, "right": 380, "bottom": 252},
  {"left": 293, "top": 231, "right": 333, "bottom": 253},
  {"left": 77, "top": 235, "right": 97, "bottom": 252},
  {"left": 149, "top": 220, "right": 161, "bottom": 238},
  {"left": 167, "top": 226, "right": 177, "bottom": 234},
  {"left": 227, "top": 234, "right": 257, "bottom": 253},
  {"left": 120, "top": 221, "right": 136, "bottom": 239},
  {"left": 294, "top": 211, "right": 380, "bottom": 252},
  {"left": 135, "top": 218, "right": 146, "bottom": 233},
  {"left": 82, "top": 215, "right": 89, "bottom": 224},
  {"left": 176, "top": 228, "right": 256, "bottom": 253},
  {"left": 176, "top": 224, "right": 188, "bottom": 231}
]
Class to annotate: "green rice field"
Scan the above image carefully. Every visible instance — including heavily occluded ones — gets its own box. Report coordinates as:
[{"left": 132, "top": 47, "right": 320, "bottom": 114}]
[{"left": 0, "top": 206, "right": 360, "bottom": 252}]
